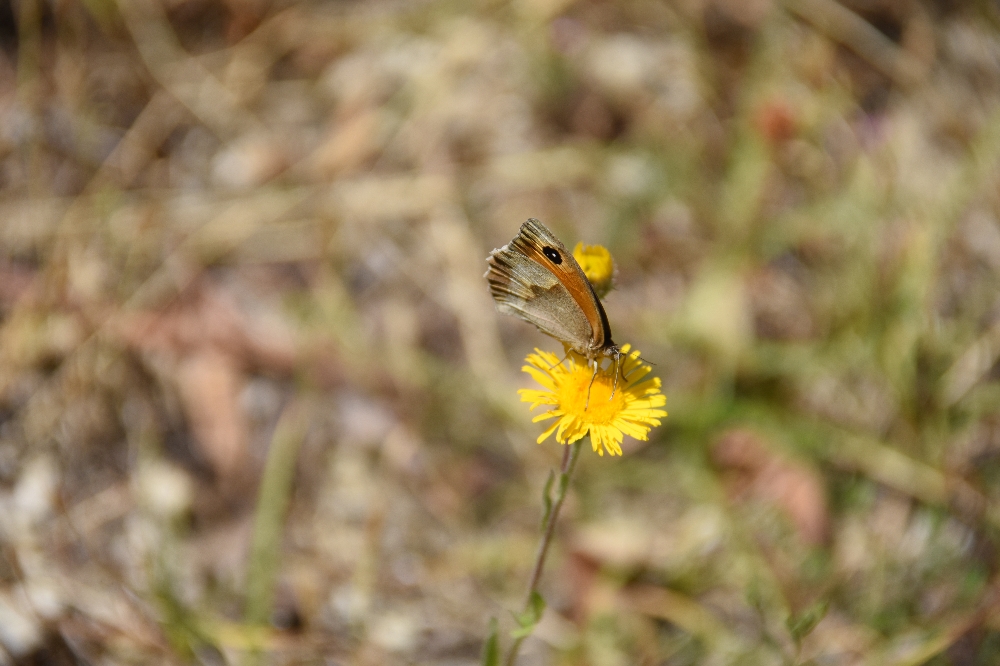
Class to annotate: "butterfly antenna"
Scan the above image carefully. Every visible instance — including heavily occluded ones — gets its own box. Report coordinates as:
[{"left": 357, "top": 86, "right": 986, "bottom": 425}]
[{"left": 621, "top": 352, "right": 655, "bottom": 382}]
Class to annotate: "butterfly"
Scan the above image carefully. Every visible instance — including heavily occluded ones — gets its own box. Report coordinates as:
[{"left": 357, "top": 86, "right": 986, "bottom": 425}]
[{"left": 485, "top": 218, "right": 623, "bottom": 397}]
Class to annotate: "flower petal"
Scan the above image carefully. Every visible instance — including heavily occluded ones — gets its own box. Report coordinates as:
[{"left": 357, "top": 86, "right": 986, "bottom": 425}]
[{"left": 519, "top": 344, "right": 665, "bottom": 456}]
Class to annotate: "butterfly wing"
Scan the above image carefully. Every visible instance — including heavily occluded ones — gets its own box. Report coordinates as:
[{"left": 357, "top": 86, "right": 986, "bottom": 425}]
[{"left": 485, "top": 218, "right": 613, "bottom": 354}]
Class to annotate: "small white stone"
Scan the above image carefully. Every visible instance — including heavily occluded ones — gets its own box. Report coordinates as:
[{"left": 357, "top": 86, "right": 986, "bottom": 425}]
[
  {"left": 211, "top": 134, "right": 286, "bottom": 189},
  {"left": 137, "top": 460, "right": 193, "bottom": 519},
  {"left": 22, "top": 581, "right": 63, "bottom": 620},
  {"left": 368, "top": 611, "right": 420, "bottom": 653},
  {"left": 13, "top": 456, "right": 58, "bottom": 526},
  {"left": 607, "top": 153, "right": 655, "bottom": 198},
  {"left": 0, "top": 592, "right": 41, "bottom": 657},
  {"left": 330, "top": 584, "right": 369, "bottom": 623}
]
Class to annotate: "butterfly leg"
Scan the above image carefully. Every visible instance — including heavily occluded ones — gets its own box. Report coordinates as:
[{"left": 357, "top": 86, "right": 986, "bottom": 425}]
[
  {"left": 584, "top": 360, "right": 599, "bottom": 411},
  {"left": 610, "top": 351, "right": 622, "bottom": 400},
  {"left": 545, "top": 350, "right": 570, "bottom": 371}
]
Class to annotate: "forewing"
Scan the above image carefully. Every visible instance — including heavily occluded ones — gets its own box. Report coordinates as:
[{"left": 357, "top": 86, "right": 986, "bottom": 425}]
[
  {"left": 486, "top": 229, "right": 594, "bottom": 349},
  {"left": 490, "top": 218, "right": 612, "bottom": 349}
]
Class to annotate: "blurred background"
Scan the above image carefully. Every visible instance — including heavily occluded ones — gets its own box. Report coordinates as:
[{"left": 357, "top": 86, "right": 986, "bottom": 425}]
[{"left": 2, "top": 0, "right": 1000, "bottom": 663}]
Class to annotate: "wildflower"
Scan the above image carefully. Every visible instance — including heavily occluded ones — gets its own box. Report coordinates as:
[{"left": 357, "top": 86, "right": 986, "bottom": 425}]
[
  {"left": 573, "top": 242, "right": 615, "bottom": 298},
  {"left": 519, "top": 345, "right": 667, "bottom": 456}
]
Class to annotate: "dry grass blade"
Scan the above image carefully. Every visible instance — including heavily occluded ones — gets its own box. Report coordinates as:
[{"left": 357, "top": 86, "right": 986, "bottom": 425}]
[
  {"left": 5, "top": 0, "right": 1000, "bottom": 662},
  {"left": 783, "top": 0, "right": 927, "bottom": 87}
]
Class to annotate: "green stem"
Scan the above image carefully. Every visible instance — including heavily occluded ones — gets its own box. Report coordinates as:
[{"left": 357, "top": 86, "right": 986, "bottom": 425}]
[
  {"left": 505, "top": 440, "right": 583, "bottom": 666},
  {"left": 245, "top": 400, "right": 308, "bottom": 628}
]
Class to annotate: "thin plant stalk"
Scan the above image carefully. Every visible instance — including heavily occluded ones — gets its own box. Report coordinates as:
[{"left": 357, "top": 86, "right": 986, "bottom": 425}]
[
  {"left": 245, "top": 400, "right": 308, "bottom": 627},
  {"left": 505, "top": 439, "right": 583, "bottom": 666}
]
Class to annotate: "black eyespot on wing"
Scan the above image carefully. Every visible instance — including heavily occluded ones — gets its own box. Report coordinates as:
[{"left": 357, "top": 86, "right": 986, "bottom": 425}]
[{"left": 542, "top": 246, "right": 562, "bottom": 264}]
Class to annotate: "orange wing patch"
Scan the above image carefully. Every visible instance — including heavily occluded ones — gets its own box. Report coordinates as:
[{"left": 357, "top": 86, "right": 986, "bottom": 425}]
[{"left": 512, "top": 221, "right": 611, "bottom": 350}]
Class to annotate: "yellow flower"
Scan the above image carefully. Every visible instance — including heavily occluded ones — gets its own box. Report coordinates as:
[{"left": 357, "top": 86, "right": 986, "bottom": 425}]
[
  {"left": 573, "top": 242, "right": 615, "bottom": 297},
  {"left": 518, "top": 345, "right": 667, "bottom": 456}
]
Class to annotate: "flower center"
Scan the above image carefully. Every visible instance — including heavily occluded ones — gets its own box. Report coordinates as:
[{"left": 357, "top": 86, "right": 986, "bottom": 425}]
[{"left": 559, "top": 365, "right": 626, "bottom": 423}]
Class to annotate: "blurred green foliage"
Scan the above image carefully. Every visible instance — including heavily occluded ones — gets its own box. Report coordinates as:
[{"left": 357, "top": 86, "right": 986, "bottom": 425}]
[{"left": 2, "top": 0, "right": 1000, "bottom": 664}]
